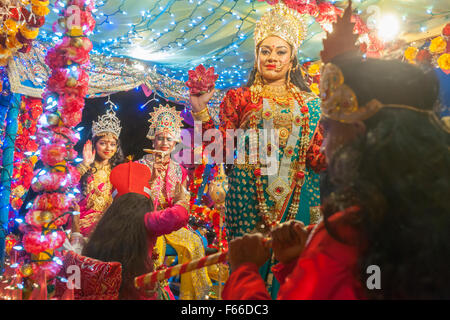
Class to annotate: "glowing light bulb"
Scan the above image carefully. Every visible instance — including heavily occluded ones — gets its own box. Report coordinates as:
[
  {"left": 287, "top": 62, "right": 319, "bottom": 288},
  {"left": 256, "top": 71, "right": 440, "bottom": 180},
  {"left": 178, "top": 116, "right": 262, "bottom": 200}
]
[{"left": 377, "top": 14, "right": 400, "bottom": 42}]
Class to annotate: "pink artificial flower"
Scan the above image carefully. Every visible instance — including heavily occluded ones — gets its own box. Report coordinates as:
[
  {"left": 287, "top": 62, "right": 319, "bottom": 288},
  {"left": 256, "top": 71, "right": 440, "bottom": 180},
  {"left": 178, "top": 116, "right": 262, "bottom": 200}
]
[
  {"left": 41, "top": 144, "right": 67, "bottom": 166},
  {"left": 47, "top": 69, "right": 69, "bottom": 95},
  {"left": 34, "top": 192, "right": 70, "bottom": 211},
  {"left": 60, "top": 109, "right": 83, "bottom": 127},
  {"left": 186, "top": 64, "right": 219, "bottom": 95},
  {"left": 23, "top": 230, "right": 66, "bottom": 255}
]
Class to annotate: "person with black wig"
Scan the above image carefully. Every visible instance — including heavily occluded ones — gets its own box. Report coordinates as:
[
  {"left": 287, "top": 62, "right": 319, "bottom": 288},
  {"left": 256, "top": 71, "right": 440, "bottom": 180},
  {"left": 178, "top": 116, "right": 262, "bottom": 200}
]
[
  {"left": 54, "top": 162, "right": 191, "bottom": 300},
  {"left": 222, "top": 2, "right": 450, "bottom": 300}
]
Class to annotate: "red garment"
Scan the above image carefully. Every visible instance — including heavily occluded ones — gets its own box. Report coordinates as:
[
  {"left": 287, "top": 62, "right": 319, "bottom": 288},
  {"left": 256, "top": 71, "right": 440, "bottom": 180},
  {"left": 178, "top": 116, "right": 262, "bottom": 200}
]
[
  {"left": 222, "top": 208, "right": 366, "bottom": 300},
  {"left": 54, "top": 251, "right": 122, "bottom": 300}
]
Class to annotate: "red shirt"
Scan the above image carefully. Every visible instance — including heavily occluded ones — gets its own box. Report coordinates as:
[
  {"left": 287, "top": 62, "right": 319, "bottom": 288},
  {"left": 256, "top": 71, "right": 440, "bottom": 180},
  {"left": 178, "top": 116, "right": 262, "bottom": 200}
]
[{"left": 222, "top": 207, "right": 366, "bottom": 300}]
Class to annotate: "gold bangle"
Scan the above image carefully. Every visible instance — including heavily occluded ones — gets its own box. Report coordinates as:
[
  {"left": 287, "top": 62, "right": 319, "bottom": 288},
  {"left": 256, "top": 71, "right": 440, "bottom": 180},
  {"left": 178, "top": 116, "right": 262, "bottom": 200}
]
[
  {"left": 192, "top": 107, "right": 211, "bottom": 122},
  {"left": 77, "top": 163, "right": 89, "bottom": 176}
]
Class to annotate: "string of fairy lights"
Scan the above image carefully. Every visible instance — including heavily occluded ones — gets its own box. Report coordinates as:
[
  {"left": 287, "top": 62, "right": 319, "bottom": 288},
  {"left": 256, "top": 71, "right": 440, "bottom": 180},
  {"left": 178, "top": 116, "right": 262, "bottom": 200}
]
[{"left": 33, "top": 0, "right": 450, "bottom": 91}]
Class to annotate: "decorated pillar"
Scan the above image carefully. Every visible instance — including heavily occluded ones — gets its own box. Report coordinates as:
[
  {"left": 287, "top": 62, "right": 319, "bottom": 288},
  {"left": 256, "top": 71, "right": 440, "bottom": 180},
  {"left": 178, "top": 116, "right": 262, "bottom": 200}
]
[
  {"left": 8, "top": 0, "right": 96, "bottom": 295},
  {"left": 0, "top": 89, "right": 20, "bottom": 270}
]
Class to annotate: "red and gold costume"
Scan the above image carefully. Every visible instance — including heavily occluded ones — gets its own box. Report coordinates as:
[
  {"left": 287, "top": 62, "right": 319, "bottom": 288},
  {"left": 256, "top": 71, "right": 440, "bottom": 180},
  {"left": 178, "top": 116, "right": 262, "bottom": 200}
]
[
  {"left": 76, "top": 104, "right": 122, "bottom": 237},
  {"left": 139, "top": 104, "right": 212, "bottom": 300},
  {"left": 76, "top": 161, "right": 113, "bottom": 236},
  {"left": 191, "top": 3, "right": 325, "bottom": 298}
]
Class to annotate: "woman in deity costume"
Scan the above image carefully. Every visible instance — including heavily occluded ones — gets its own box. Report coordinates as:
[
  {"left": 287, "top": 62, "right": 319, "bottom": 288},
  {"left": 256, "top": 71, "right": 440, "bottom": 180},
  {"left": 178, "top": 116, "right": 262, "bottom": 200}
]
[
  {"left": 137, "top": 104, "right": 212, "bottom": 300},
  {"left": 72, "top": 104, "right": 124, "bottom": 239},
  {"left": 189, "top": 3, "right": 325, "bottom": 297},
  {"left": 222, "top": 2, "right": 450, "bottom": 300}
]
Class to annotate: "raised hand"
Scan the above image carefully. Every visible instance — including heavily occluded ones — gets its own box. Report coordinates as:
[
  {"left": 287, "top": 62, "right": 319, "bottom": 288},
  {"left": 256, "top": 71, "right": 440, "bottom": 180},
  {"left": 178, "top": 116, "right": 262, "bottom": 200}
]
[
  {"left": 82, "top": 140, "right": 96, "bottom": 166},
  {"left": 228, "top": 233, "right": 271, "bottom": 272},
  {"left": 189, "top": 88, "right": 215, "bottom": 113},
  {"left": 271, "top": 220, "right": 309, "bottom": 265}
]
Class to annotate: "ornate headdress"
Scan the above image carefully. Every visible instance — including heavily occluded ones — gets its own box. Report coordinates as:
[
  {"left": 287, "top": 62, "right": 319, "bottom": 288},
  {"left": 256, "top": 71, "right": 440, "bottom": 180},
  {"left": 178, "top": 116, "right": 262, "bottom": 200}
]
[
  {"left": 254, "top": 2, "right": 308, "bottom": 52},
  {"left": 91, "top": 97, "right": 122, "bottom": 138},
  {"left": 146, "top": 104, "right": 183, "bottom": 142}
]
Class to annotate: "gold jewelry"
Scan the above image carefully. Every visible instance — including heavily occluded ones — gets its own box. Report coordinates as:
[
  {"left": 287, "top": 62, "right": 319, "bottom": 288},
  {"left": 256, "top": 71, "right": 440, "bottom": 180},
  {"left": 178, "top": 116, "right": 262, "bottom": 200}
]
[
  {"left": 254, "top": 2, "right": 307, "bottom": 52},
  {"left": 147, "top": 104, "right": 184, "bottom": 141},
  {"left": 192, "top": 107, "right": 211, "bottom": 122},
  {"left": 92, "top": 98, "right": 122, "bottom": 138},
  {"left": 77, "top": 162, "right": 90, "bottom": 176}
]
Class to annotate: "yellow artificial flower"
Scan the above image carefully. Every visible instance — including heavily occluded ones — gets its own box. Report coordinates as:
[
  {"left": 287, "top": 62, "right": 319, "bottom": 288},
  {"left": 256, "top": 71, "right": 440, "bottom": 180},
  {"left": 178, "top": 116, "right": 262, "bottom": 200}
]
[
  {"left": 429, "top": 36, "right": 447, "bottom": 54},
  {"left": 31, "top": 0, "right": 49, "bottom": 6},
  {"left": 69, "top": 26, "right": 83, "bottom": 37},
  {"left": 307, "top": 63, "right": 321, "bottom": 76},
  {"left": 32, "top": 5, "right": 50, "bottom": 16},
  {"left": 310, "top": 82, "right": 320, "bottom": 95},
  {"left": 6, "top": 34, "right": 22, "bottom": 50},
  {"left": 404, "top": 47, "right": 418, "bottom": 61},
  {"left": 0, "top": 58, "right": 8, "bottom": 67},
  {"left": 0, "top": 46, "right": 12, "bottom": 59},
  {"left": 4, "top": 19, "right": 18, "bottom": 35},
  {"left": 20, "top": 25, "right": 39, "bottom": 40},
  {"left": 30, "top": 155, "right": 38, "bottom": 166},
  {"left": 437, "top": 53, "right": 450, "bottom": 71}
]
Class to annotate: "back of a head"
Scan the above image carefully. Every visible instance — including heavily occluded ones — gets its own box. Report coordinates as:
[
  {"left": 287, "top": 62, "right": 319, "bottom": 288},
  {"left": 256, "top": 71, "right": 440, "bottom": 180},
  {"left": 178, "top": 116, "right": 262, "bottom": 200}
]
[
  {"left": 82, "top": 192, "right": 153, "bottom": 299},
  {"left": 324, "top": 59, "right": 450, "bottom": 298},
  {"left": 333, "top": 56, "right": 440, "bottom": 112}
]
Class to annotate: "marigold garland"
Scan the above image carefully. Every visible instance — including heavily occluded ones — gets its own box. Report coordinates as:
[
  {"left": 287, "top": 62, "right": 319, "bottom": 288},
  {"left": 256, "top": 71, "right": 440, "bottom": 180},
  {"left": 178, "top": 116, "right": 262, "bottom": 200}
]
[
  {"left": 0, "top": 1, "right": 50, "bottom": 66},
  {"left": 403, "top": 23, "right": 450, "bottom": 73}
]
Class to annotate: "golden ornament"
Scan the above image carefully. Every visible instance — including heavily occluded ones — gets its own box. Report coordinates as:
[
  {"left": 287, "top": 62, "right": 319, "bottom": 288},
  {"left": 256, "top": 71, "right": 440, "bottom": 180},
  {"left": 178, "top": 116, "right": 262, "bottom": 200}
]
[{"left": 66, "top": 77, "right": 78, "bottom": 87}]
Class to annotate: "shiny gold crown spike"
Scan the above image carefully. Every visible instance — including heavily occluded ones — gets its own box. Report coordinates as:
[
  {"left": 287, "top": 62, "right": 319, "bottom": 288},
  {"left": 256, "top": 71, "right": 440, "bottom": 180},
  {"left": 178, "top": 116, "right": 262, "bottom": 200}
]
[
  {"left": 254, "top": 2, "right": 308, "bottom": 52},
  {"left": 92, "top": 98, "right": 122, "bottom": 138},
  {"left": 147, "top": 104, "right": 184, "bottom": 142}
]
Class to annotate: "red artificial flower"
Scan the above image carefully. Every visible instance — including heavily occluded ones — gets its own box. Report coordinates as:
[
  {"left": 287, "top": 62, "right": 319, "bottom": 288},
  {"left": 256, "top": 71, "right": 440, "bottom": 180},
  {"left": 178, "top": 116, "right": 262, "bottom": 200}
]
[
  {"left": 23, "top": 230, "right": 66, "bottom": 255},
  {"left": 45, "top": 48, "right": 67, "bottom": 69},
  {"left": 40, "top": 144, "right": 67, "bottom": 166},
  {"left": 284, "top": 0, "right": 319, "bottom": 16},
  {"left": 52, "top": 126, "right": 80, "bottom": 145},
  {"left": 59, "top": 94, "right": 85, "bottom": 114},
  {"left": 47, "top": 69, "right": 69, "bottom": 95},
  {"left": 34, "top": 192, "right": 70, "bottom": 211},
  {"left": 186, "top": 64, "right": 219, "bottom": 95},
  {"left": 443, "top": 23, "right": 450, "bottom": 38},
  {"left": 351, "top": 15, "right": 370, "bottom": 35},
  {"left": 359, "top": 42, "right": 368, "bottom": 53},
  {"left": 416, "top": 49, "right": 432, "bottom": 63},
  {"left": 60, "top": 109, "right": 83, "bottom": 127},
  {"left": 316, "top": 2, "right": 340, "bottom": 25}
]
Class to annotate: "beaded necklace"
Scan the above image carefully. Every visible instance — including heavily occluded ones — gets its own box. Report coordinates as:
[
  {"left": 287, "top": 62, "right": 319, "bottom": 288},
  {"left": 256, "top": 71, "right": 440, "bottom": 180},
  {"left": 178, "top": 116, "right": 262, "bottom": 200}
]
[{"left": 250, "top": 82, "right": 311, "bottom": 234}]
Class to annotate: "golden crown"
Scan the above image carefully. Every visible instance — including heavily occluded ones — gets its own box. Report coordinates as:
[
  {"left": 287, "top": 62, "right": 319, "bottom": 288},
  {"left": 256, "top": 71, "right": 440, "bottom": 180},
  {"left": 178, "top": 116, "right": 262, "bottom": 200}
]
[
  {"left": 254, "top": 2, "right": 308, "bottom": 52},
  {"left": 147, "top": 104, "right": 184, "bottom": 142},
  {"left": 92, "top": 100, "right": 122, "bottom": 138}
]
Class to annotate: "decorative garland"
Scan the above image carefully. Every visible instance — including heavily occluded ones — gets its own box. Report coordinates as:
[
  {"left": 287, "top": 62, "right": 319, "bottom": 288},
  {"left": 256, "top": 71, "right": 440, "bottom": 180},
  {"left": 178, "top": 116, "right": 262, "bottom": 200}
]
[
  {"left": 11, "top": 0, "right": 96, "bottom": 292},
  {"left": 0, "top": 0, "right": 50, "bottom": 66},
  {"left": 259, "top": 0, "right": 384, "bottom": 57},
  {"left": 9, "top": 97, "right": 42, "bottom": 214},
  {"left": 404, "top": 23, "right": 450, "bottom": 73}
]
